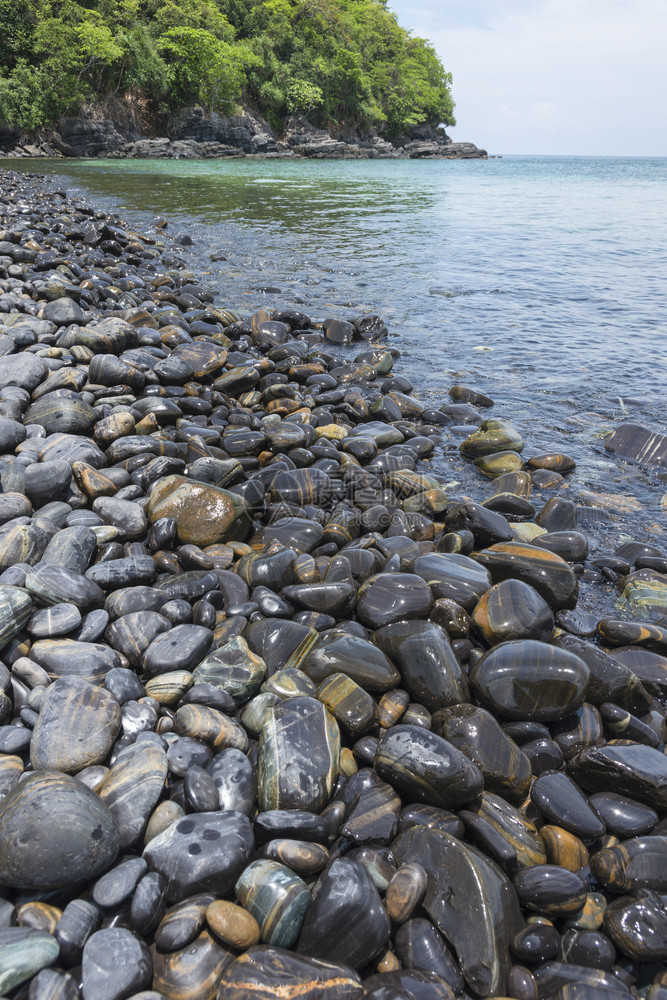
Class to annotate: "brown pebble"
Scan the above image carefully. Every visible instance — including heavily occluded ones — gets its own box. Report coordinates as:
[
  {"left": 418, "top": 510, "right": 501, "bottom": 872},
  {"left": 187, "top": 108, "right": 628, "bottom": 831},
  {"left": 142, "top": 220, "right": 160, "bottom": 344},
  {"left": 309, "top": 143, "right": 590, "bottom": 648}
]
[
  {"left": 206, "top": 900, "right": 260, "bottom": 950},
  {"left": 17, "top": 901, "right": 62, "bottom": 933},
  {"left": 540, "top": 825, "right": 589, "bottom": 872},
  {"left": 385, "top": 862, "right": 427, "bottom": 924}
]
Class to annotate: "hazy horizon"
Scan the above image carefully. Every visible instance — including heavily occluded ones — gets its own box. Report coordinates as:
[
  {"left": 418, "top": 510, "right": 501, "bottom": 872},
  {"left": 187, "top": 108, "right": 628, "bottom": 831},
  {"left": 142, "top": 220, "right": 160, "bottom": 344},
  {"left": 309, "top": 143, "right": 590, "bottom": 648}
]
[{"left": 388, "top": 0, "right": 667, "bottom": 157}]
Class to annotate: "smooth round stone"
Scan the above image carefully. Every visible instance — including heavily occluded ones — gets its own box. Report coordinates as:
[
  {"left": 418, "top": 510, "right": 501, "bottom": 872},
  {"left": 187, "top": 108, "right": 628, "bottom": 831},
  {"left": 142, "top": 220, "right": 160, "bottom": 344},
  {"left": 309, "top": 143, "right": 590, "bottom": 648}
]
[
  {"left": 81, "top": 928, "right": 152, "bottom": 1000},
  {"left": 338, "top": 770, "right": 401, "bottom": 845},
  {"left": 26, "top": 393, "right": 96, "bottom": 435},
  {"left": 193, "top": 636, "right": 267, "bottom": 706},
  {"left": 301, "top": 632, "right": 400, "bottom": 693},
  {"left": 184, "top": 765, "right": 220, "bottom": 813},
  {"left": 152, "top": 929, "right": 233, "bottom": 1000},
  {"left": 25, "top": 563, "right": 104, "bottom": 610},
  {"left": 356, "top": 573, "right": 433, "bottom": 629},
  {"left": 317, "top": 672, "right": 377, "bottom": 737},
  {"left": 28, "top": 968, "right": 80, "bottom": 1000},
  {"left": 512, "top": 866, "right": 587, "bottom": 917},
  {"left": 55, "top": 898, "right": 101, "bottom": 965},
  {"left": 173, "top": 703, "right": 247, "bottom": 752},
  {"left": 385, "top": 863, "right": 428, "bottom": 924},
  {"left": 297, "top": 858, "right": 390, "bottom": 971},
  {"left": 155, "top": 893, "right": 215, "bottom": 952},
  {"left": 143, "top": 810, "right": 254, "bottom": 903},
  {"left": 130, "top": 871, "right": 167, "bottom": 935},
  {"left": 412, "top": 552, "right": 492, "bottom": 612},
  {"left": 373, "top": 621, "right": 469, "bottom": 713},
  {"left": 145, "top": 670, "right": 193, "bottom": 707},
  {"left": 167, "top": 737, "right": 212, "bottom": 778},
  {"left": 474, "top": 542, "right": 578, "bottom": 610},
  {"left": 217, "top": 946, "right": 363, "bottom": 1000},
  {"left": 16, "top": 901, "right": 61, "bottom": 934},
  {"left": 30, "top": 675, "right": 121, "bottom": 773},
  {"left": 92, "top": 857, "right": 148, "bottom": 909},
  {"left": 281, "top": 582, "right": 356, "bottom": 617},
  {"left": 374, "top": 725, "right": 483, "bottom": 809},
  {"left": 531, "top": 771, "right": 605, "bottom": 840},
  {"left": 551, "top": 703, "right": 604, "bottom": 761},
  {"left": 533, "top": 962, "right": 631, "bottom": 999},
  {"left": 460, "top": 418, "right": 524, "bottom": 458},
  {"left": 141, "top": 624, "right": 213, "bottom": 677},
  {"left": 27, "top": 601, "right": 81, "bottom": 638},
  {"left": 512, "top": 924, "right": 561, "bottom": 965},
  {"left": 534, "top": 530, "right": 589, "bottom": 562},
  {"left": 432, "top": 704, "right": 531, "bottom": 804},
  {"left": 258, "top": 696, "right": 340, "bottom": 813},
  {"left": 472, "top": 579, "right": 554, "bottom": 645},
  {"left": 561, "top": 929, "right": 616, "bottom": 971},
  {"left": 30, "top": 637, "right": 121, "bottom": 685},
  {"left": 0, "top": 927, "right": 60, "bottom": 995},
  {"left": 393, "top": 918, "right": 463, "bottom": 992},
  {"left": 469, "top": 639, "right": 590, "bottom": 721},
  {"left": 98, "top": 742, "right": 168, "bottom": 848},
  {"left": 145, "top": 801, "right": 185, "bottom": 846},
  {"left": 469, "top": 791, "right": 546, "bottom": 868},
  {"left": 206, "top": 900, "right": 260, "bottom": 950},
  {"left": 148, "top": 474, "right": 251, "bottom": 547},
  {"left": 0, "top": 771, "right": 119, "bottom": 889},
  {"left": 567, "top": 744, "right": 667, "bottom": 811},
  {"left": 588, "top": 792, "right": 658, "bottom": 838},
  {"left": 604, "top": 895, "right": 667, "bottom": 961},
  {"left": 236, "top": 859, "right": 310, "bottom": 949},
  {"left": 262, "top": 839, "right": 329, "bottom": 876},
  {"left": 392, "top": 823, "right": 522, "bottom": 998},
  {"left": 590, "top": 836, "right": 667, "bottom": 893}
]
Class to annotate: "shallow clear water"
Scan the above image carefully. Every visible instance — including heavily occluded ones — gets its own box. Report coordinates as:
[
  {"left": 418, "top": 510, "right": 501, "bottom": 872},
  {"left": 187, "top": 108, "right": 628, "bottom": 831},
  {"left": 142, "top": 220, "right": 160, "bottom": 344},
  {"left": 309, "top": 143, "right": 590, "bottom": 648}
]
[{"left": 14, "top": 155, "right": 667, "bottom": 586}]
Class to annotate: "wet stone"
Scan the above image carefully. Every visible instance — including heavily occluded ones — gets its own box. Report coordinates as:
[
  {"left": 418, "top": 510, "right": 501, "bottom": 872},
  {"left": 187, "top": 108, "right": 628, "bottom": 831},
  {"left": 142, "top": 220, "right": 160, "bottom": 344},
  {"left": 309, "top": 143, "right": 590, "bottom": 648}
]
[
  {"left": 297, "top": 858, "right": 390, "bottom": 971},
  {"left": 531, "top": 770, "right": 605, "bottom": 840},
  {"left": 470, "top": 639, "right": 590, "bottom": 722},
  {"left": 81, "top": 927, "right": 152, "bottom": 1000},
  {"left": 0, "top": 770, "right": 119, "bottom": 890},
  {"left": 588, "top": 792, "right": 658, "bottom": 838},
  {"left": 217, "top": 946, "right": 363, "bottom": 1000},
  {"left": 512, "top": 865, "right": 587, "bottom": 917},
  {"left": 472, "top": 579, "right": 554, "bottom": 646},
  {"left": 148, "top": 474, "right": 252, "bottom": 547},
  {"left": 143, "top": 810, "right": 254, "bottom": 903},
  {"left": 590, "top": 836, "right": 667, "bottom": 893},
  {"left": 356, "top": 573, "right": 433, "bottom": 629},
  {"left": 30, "top": 675, "right": 121, "bottom": 773},
  {"left": 374, "top": 620, "right": 469, "bottom": 712},
  {"left": 236, "top": 859, "right": 311, "bottom": 949},
  {"left": 374, "top": 724, "right": 484, "bottom": 809}
]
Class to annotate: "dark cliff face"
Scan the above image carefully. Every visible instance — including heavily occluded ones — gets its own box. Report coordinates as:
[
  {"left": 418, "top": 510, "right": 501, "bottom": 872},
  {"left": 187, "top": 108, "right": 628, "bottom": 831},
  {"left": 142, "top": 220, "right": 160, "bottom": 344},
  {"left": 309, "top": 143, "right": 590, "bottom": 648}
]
[{"left": 0, "top": 106, "right": 487, "bottom": 160}]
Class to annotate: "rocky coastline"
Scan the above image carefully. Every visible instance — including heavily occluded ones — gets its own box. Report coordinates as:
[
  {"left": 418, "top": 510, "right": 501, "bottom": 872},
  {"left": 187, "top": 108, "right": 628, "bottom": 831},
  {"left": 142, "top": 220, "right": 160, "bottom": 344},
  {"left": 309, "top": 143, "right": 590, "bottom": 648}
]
[
  {"left": 0, "top": 106, "right": 488, "bottom": 161},
  {"left": 0, "top": 166, "right": 666, "bottom": 1000}
]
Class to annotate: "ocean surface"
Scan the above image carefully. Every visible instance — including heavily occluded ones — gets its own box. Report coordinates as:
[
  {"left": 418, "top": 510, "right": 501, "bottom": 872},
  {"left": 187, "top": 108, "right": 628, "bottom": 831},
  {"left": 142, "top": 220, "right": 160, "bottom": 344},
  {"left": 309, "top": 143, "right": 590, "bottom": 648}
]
[{"left": 15, "top": 155, "right": 667, "bottom": 603}]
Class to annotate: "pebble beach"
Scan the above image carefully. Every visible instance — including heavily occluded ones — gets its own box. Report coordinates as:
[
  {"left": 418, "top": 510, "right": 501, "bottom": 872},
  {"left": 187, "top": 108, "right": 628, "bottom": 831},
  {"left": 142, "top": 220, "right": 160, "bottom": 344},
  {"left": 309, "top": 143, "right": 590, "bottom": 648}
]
[{"left": 0, "top": 167, "right": 666, "bottom": 1000}]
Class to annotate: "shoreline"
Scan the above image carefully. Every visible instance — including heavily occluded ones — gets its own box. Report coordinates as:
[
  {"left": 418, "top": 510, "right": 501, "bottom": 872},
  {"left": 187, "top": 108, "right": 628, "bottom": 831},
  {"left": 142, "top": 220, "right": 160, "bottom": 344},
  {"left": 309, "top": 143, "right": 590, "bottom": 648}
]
[{"left": 0, "top": 166, "right": 666, "bottom": 998}]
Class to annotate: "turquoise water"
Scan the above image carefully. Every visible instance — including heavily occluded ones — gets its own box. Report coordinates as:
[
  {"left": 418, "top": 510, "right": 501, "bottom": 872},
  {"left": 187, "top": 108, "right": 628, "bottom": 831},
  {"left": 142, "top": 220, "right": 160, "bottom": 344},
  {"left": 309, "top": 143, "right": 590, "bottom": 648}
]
[{"left": 16, "top": 155, "right": 667, "bottom": 554}]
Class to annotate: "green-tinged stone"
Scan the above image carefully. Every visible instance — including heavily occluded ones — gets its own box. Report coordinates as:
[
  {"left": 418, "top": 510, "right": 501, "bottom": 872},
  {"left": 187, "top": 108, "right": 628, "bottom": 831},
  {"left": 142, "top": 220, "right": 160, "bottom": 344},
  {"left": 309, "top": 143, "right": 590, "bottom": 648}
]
[
  {"left": 0, "top": 927, "right": 60, "bottom": 994},
  {"left": 147, "top": 474, "right": 251, "bottom": 547},
  {"left": 193, "top": 636, "right": 267, "bottom": 706},
  {"left": 474, "top": 450, "right": 524, "bottom": 478},
  {"left": 0, "top": 585, "right": 32, "bottom": 650},
  {"left": 460, "top": 418, "right": 524, "bottom": 459},
  {"left": 618, "top": 571, "right": 667, "bottom": 615},
  {"left": 258, "top": 696, "right": 340, "bottom": 813},
  {"left": 236, "top": 860, "right": 310, "bottom": 949}
]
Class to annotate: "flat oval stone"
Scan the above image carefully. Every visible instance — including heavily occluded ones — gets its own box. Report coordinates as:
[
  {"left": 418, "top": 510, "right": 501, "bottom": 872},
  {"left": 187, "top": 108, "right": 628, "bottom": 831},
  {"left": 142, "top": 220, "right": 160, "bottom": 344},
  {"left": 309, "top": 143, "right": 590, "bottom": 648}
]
[
  {"left": 531, "top": 771, "right": 605, "bottom": 840},
  {"left": 374, "top": 725, "right": 483, "bottom": 809},
  {"left": 148, "top": 474, "right": 251, "bottom": 547},
  {"left": 0, "top": 927, "right": 60, "bottom": 995},
  {"left": 474, "top": 542, "right": 578, "bottom": 609},
  {"left": 82, "top": 927, "right": 152, "bottom": 1000},
  {"left": 0, "top": 770, "right": 119, "bottom": 889},
  {"left": 567, "top": 744, "right": 667, "bottom": 810},
  {"left": 374, "top": 621, "right": 469, "bottom": 712},
  {"left": 206, "top": 900, "right": 260, "bottom": 950},
  {"left": 472, "top": 579, "right": 554, "bottom": 645},
  {"left": 469, "top": 639, "right": 589, "bottom": 721},
  {"left": 385, "top": 863, "right": 428, "bottom": 924},
  {"left": 25, "top": 563, "right": 104, "bottom": 610},
  {"left": 174, "top": 704, "right": 248, "bottom": 752},
  {"left": 0, "top": 584, "right": 33, "bottom": 649},
  {"left": 217, "top": 946, "right": 363, "bottom": 1000},
  {"left": 301, "top": 633, "right": 400, "bottom": 693},
  {"left": 236, "top": 859, "right": 310, "bottom": 949},
  {"left": 258, "top": 696, "right": 340, "bottom": 813},
  {"left": 143, "top": 810, "right": 254, "bottom": 903},
  {"left": 30, "top": 675, "right": 121, "bottom": 773},
  {"left": 588, "top": 792, "right": 658, "bottom": 838},
  {"left": 392, "top": 918, "right": 462, "bottom": 992},
  {"left": 512, "top": 865, "right": 587, "bottom": 917},
  {"left": 392, "top": 823, "right": 524, "bottom": 997},
  {"left": 262, "top": 840, "right": 329, "bottom": 877},
  {"left": 413, "top": 553, "right": 492, "bottom": 612},
  {"left": 27, "top": 602, "right": 81, "bottom": 638},
  {"left": 30, "top": 638, "right": 121, "bottom": 685},
  {"left": 297, "top": 858, "right": 389, "bottom": 971},
  {"left": 356, "top": 573, "right": 433, "bottom": 629},
  {"left": 155, "top": 893, "right": 215, "bottom": 952}
]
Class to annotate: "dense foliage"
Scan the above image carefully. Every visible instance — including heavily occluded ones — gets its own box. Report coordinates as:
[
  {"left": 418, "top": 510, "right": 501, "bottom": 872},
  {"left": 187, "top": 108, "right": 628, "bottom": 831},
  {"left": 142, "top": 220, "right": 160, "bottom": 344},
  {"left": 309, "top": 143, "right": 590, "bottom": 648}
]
[{"left": 0, "top": 0, "right": 455, "bottom": 136}]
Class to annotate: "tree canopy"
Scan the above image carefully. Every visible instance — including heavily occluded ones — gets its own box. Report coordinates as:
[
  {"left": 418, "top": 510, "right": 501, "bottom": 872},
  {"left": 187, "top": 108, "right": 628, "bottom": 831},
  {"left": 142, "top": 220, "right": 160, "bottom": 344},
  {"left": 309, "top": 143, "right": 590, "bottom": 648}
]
[{"left": 0, "top": 0, "right": 456, "bottom": 136}]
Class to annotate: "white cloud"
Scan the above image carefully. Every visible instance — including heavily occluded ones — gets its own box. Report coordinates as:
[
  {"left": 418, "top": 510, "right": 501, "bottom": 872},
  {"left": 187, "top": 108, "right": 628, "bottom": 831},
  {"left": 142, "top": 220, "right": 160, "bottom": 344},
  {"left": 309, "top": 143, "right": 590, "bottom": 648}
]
[{"left": 388, "top": 0, "right": 667, "bottom": 154}]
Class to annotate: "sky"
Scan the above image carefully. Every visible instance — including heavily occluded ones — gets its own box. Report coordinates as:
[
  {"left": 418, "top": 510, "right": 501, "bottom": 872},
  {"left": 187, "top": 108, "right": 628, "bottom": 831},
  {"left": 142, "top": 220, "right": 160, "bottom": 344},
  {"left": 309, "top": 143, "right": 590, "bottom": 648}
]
[{"left": 387, "top": 0, "right": 667, "bottom": 155}]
